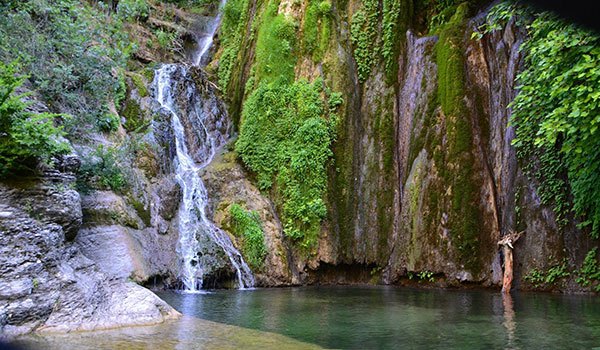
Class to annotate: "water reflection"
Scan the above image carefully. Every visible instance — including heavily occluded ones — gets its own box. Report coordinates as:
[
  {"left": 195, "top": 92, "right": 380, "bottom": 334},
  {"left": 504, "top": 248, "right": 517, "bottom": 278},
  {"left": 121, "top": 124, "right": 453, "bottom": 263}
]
[
  {"left": 15, "top": 287, "right": 600, "bottom": 349},
  {"left": 158, "top": 286, "right": 600, "bottom": 349},
  {"left": 503, "top": 293, "right": 516, "bottom": 350}
]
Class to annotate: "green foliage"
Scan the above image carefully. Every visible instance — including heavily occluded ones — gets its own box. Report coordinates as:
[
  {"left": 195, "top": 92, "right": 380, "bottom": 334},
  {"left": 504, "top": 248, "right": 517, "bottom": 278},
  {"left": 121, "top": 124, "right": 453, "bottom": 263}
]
[
  {"left": 407, "top": 270, "right": 435, "bottom": 282},
  {"left": 303, "top": 0, "right": 331, "bottom": 61},
  {"left": 510, "top": 13, "right": 600, "bottom": 238},
  {"left": 155, "top": 29, "right": 177, "bottom": 49},
  {"left": 217, "top": 0, "right": 250, "bottom": 91},
  {"left": 229, "top": 204, "right": 267, "bottom": 270},
  {"left": 417, "top": 270, "right": 435, "bottom": 282},
  {"left": 434, "top": 3, "right": 482, "bottom": 271},
  {"left": 471, "top": 1, "right": 531, "bottom": 40},
  {"left": 78, "top": 145, "right": 127, "bottom": 192},
  {"left": 0, "top": 61, "right": 71, "bottom": 176},
  {"left": 97, "top": 113, "right": 121, "bottom": 132},
  {"left": 254, "top": 3, "right": 297, "bottom": 85},
  {"left": 576, "top": 248, "right": 600, "bottom": 292},
  {"left": 117, "top": 0, "right": 150, "bottom": 21},
  {"left": 524, "top": 259, "right": 570, "bottom": 288},
  {"left": 0, "top": 0, "right": 135, "bottom": 135},
  {"left": 350, "top": 0, "right": 379, "bottom": 82},
  {"left": 382, "top": 0, "right": 407, "bottom": 80},
  {"left": 236, "top": 79, "right": 338, "bottom": 251}
]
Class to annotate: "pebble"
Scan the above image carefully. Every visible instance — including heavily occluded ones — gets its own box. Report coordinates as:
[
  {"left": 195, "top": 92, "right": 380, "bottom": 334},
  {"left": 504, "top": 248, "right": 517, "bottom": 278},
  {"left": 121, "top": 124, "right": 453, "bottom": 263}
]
[{"left": 0, "top": 211, "right": 13, "bottom": 218}]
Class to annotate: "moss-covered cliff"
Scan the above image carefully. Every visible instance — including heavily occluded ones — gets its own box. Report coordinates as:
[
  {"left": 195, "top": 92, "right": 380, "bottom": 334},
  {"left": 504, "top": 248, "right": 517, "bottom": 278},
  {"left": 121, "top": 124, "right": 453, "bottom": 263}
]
[{"left": 211, "top": 0, "right": 599, "bottom": 290}]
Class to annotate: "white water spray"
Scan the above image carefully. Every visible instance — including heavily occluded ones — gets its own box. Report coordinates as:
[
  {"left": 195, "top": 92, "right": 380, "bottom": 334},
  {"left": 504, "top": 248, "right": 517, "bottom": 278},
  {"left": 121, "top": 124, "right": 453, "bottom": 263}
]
[
  {"left": 194, "top": 0, "right": 228, "bottom": 66},
  {"left": 152, "top": 2, "right": 254, "bottom": 292}
]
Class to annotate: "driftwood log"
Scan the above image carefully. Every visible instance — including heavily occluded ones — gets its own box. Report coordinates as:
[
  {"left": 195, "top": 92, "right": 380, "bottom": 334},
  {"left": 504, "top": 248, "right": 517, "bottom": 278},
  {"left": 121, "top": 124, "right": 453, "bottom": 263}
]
[{"left": 498, "top": 230, "right": 524, "bottom": 293}]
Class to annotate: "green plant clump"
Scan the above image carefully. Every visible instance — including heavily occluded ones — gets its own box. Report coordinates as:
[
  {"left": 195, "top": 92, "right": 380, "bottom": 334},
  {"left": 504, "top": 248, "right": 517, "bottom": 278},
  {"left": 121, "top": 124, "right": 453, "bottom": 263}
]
[
  {"left": 229, "top": 203, "right": 267, "bottom": 270},
  {"left": 303, "top": 0, "right": 332, "bottom": 61},
  {"left": 524, "top": 259, "right": 570, "bottom": 288},
  {"left": 236, "top": 79, "right": 338, "bottom": 251},
  {"left": 253, "top": 3, "right": 297, "bottom": 85},
  {"left": 350, "top": 0, "right": 379, "bottom": 82},
  {"left": 576, "top": 248, "right": 600, "bottom": 292},
  {"left": 382, "top": 0, "right": 409, "bottom": 80},
  {"left": 116, "top": 0, "right": 150, "bottom": 21},
  {"left": 511, "top": 13, "right": 600, "bottom": 238},
  {"left": 0, "top": 61, "right": 71, "bottom": 176},
  {"left": 97, "top": 113, "right": 121, "bottom": 132},
  {"left": 78, "top": 145, "right": 128, "bottom": 192}
]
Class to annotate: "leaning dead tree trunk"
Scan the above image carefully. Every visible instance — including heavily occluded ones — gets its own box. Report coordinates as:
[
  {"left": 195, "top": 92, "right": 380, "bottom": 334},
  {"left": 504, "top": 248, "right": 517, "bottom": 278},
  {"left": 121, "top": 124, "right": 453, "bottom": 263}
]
[{"left": 498, "top": 230, "right": 524, "bottom": 293}]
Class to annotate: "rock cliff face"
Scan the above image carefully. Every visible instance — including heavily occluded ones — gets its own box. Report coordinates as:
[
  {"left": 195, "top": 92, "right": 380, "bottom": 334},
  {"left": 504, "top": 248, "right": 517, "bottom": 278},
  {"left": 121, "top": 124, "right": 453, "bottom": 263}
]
[
  {"left": 212, "top": 1, "right": 596, "bottom": 289},
  {"left": 0, "top": 156, "right": 178, "bottom": 340}
]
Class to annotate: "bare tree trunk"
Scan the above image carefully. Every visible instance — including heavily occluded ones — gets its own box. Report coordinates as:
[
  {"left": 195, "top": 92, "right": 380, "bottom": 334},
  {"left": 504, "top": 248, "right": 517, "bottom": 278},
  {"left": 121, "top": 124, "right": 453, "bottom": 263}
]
[
  {"left": 502, "top": 245, "right": 513, "bottom": 294},
  {"left": 498, "top": 230, "right": 523, "bottom": 294}
]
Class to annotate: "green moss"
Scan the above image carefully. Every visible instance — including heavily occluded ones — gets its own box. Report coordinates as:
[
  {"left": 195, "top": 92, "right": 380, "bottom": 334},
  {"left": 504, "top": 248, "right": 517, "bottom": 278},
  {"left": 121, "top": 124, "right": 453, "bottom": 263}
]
[
  {"left": 303, "top": 0, "right": 332, "bottom": 61},
  {"left": 350, "top": 2, "right": 379, "bottom": 83},
  {"left": 253, "top": 1, "right": 297, "bottom": 85},
  {"left": 434, "top": 3, "right": 483, "bottom": 273},
  {"left": 373, "top": 92, "right": 396, "bottom": 263},
  {"left": 130, "top": 198, "right": 151, "bottom": 227},
  {"left": 217, "top": 0, "right": 250, "bottom": 93},
  {"left": 130, "top": 72, "right": 148, "bottom": 97},
  {"left": 303, "top": 1, "right": 319, "bottom": 55},
  {"left": 121, "top": 97, "right": 145, "bottom": 132},
  {"left": 229, "top": 203, "right": 267, "bottom": 271},
  {"left": 435, "top": 2, "right": 468, "bottom": 118},
  {"left": 236, "top": 79, "right": 339, "bottom": 252},
  {"left": 142, "top": 66, "right": 156, "bottom": 82}
]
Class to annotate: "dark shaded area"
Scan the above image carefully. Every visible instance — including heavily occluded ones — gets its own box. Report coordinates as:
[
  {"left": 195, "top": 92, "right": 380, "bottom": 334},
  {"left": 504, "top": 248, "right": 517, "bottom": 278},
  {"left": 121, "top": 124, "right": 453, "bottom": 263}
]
[
  {"left": 523, "top": 0, "right": 599, "bottom": 32},
  {"left": 303, "top": 263, "right": 379, "bottom": 285}
]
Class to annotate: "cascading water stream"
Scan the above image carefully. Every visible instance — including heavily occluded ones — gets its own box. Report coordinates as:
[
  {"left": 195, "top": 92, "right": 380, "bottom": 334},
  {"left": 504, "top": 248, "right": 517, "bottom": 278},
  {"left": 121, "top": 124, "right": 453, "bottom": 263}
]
[
  {"left": 194, "top": 0, "right": 227, "bottom": 66},
  {"left": 152, "top": 3, "right": 254, "bottom": 292}
]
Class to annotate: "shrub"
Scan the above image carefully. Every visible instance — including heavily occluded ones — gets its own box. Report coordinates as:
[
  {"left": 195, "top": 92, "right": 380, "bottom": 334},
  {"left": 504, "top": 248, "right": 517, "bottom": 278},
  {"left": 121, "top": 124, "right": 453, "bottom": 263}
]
[
  {"left": 117, "top": 0, "right": 150, "bottom": 21},
  {"left": 0, "top": 0, "right": 134, "bottom": 135},
  {"left": 0, "top": 61, "right": 70, "bottom": 176},
  {"left": 97, "top": 113, "right": 121, "bottom": 132},
  {"left": 78, "top": 145, "right": 127, "bottom": 192}
]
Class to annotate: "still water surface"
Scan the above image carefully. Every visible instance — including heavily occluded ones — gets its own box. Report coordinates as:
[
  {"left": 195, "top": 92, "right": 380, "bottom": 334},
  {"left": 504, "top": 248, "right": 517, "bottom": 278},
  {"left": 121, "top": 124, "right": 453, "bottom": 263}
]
[
  {"left": 16, "top": 286, "right": 600, "bottom": 349},
  {"left": 157, "top": 286, "right": 600, "bottom": 349}
]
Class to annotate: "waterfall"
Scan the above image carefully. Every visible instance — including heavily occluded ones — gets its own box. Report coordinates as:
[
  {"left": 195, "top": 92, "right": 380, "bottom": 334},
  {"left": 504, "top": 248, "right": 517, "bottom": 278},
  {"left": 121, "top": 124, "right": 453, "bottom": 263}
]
[
  {"left": 194, "top": 0, "right": 227, "bottom": 66},
  {"left": 152, "top": 3, "right": 254, "bottom": 291}
]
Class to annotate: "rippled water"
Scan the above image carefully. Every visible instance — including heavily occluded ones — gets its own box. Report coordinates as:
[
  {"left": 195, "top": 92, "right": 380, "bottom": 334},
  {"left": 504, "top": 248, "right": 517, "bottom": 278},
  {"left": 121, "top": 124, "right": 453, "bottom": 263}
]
[{"left": 158, "top": 286, "right": 600, "bottom": 349}]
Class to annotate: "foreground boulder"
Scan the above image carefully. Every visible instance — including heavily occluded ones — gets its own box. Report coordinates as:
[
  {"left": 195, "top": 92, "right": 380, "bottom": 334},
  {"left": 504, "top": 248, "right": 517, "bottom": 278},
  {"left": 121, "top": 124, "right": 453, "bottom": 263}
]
[{"left": 0, "top": 157, "right": 178, "bottom": 341}]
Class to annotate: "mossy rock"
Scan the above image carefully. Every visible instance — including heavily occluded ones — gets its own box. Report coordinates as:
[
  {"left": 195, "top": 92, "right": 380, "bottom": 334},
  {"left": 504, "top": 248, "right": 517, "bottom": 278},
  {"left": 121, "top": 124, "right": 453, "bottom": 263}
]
[
  {"left": 135, "top": 144, "right": 160, "bottom": 179},
  {"left": 121, "top": 97, "right": 148, "bottom": 132},
  {"left": 129, "top": 72, "right": 149, "bottom": 97}
]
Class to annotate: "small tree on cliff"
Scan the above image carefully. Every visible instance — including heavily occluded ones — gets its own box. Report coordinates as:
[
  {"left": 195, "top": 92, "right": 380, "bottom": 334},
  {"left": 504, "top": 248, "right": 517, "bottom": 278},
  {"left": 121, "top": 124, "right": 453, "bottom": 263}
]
[{"left": 0, "top": 61, "right": 70, "bottom": 176}]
